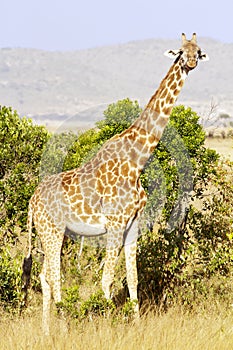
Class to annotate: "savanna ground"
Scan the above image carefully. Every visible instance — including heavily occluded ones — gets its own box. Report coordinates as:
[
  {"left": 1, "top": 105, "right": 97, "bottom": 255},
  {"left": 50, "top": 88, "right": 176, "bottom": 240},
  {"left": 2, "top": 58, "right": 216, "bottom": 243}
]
[
  {"left": 1, "top": 136, "right": 233, "bottom": 350},
  {"left": 205, "top": 137, "right": 233, "bottom": 161},
  {"left": 1, "top": 303, "right": 233, "bottom": 350}
]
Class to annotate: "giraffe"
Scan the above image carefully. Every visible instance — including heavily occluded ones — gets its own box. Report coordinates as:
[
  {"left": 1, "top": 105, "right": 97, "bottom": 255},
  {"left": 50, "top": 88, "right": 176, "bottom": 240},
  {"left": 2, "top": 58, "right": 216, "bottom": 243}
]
[{"left": 22, "top": 33, "right": 208, "bottom": 334}]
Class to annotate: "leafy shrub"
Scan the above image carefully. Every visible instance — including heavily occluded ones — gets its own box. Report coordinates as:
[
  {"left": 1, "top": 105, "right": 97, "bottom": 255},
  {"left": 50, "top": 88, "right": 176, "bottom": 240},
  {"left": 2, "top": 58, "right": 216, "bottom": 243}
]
[
  {"left": 79, "top": 291, "right": 115, "bottom": 319},
  {"left": 96, "top": 98, "right": 141, "bottom": 140},
  {"left": 57, "top": 285, "right": 81, "bottom": 319},
  {"left": 140, "top": 106, "right": 218, "bottom": 229},
  {"left": 0, "top": 247, "right": 23, "bottom": 312},
  {"left": 137, "top": 159, "right": 233, "bottom": 308},
  {"left": 39, "top": 132, "right": 77, "bottom": 179},
  {"left": 64, "top": 98, "right": 142, "bottom": 171},
  {"left": 0, "top": 106, "right": 49, "bottom": 242}
]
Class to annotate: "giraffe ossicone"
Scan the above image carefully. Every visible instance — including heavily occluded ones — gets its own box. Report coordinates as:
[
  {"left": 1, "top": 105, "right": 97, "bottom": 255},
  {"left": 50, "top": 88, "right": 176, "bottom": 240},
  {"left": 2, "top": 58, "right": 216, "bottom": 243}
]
[{"left": 22, "top": 33, "right": 209, "bottom": 335}]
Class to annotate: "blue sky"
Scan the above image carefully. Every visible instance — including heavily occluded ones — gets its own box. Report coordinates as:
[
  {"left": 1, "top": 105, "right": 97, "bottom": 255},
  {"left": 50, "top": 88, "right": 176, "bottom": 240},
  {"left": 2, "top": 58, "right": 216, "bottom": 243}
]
[{"left": 1, "top": 0, "right": 232, "bottom": 50}]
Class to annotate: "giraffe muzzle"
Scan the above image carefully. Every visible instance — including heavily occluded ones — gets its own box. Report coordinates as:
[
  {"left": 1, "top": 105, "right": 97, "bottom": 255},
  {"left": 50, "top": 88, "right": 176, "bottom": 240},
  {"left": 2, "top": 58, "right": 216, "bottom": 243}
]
[{"left": 186, "top": 59, "right": 197, "bottom": 69}]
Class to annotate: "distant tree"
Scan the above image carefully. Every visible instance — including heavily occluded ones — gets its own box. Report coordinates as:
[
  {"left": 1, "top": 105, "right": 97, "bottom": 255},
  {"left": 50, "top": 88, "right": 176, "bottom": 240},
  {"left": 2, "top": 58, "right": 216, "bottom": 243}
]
[
  {"left": 219, "top": 113, "right": 230, "bottom": 119},
  {"left": 96, "top": 98, "right": 142, "bottom": 140},
  {"left": 64, "top": 98, "right": 142, "bottom": 170}
]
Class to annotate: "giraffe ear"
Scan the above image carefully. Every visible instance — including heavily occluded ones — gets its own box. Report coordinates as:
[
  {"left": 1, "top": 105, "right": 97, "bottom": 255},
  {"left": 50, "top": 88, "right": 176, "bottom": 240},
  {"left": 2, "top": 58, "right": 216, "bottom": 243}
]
[
  {"left": 164, "top": 49, "right": 181, "bottom": 59},
  {"left": 198, "top": 51, "right": 209, "bottom": 61}
]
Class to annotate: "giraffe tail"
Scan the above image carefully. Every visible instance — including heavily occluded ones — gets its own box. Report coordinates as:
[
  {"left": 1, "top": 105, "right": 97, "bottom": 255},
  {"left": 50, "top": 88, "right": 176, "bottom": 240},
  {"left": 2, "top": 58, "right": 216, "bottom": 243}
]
[{"left": 21, "top": 200, "right": 33, "bottom": 306}]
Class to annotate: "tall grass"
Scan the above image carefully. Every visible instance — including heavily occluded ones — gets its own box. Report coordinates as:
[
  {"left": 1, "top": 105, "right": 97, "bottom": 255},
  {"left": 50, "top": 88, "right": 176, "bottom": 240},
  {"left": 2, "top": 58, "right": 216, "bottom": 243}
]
[{"left": 1, "top": 304, "right": 232, "bottom": 350}]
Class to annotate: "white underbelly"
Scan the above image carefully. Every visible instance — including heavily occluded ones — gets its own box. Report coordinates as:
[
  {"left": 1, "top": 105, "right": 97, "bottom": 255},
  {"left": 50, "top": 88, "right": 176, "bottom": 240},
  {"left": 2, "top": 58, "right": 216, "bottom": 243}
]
[{"left": 66, "top": 216, "right": 107, "bottom": 237}]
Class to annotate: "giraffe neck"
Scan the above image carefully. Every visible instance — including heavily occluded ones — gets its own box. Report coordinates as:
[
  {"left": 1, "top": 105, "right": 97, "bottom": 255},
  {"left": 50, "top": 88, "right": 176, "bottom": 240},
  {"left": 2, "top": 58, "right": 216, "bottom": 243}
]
[
  {"left": 124, "top": 60, "right": 187, "bottom": 168},
  {"left": 145, "top": 60, "right": 187, "bottom": 120},
  {"left": 92, "top": 60, "right": 188, "bottom": 176}
]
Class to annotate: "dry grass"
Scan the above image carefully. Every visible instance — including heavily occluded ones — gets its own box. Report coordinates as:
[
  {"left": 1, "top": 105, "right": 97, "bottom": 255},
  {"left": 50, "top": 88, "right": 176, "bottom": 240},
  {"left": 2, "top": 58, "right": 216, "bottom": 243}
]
[{"left": 1, "top": 306, "right": 232, "bottom": 350}]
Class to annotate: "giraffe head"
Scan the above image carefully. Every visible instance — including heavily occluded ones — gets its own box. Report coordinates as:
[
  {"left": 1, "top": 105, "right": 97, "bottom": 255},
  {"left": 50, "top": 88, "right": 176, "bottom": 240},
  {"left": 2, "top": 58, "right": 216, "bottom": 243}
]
[{"left": 164, "top": 33, "right": 209, "bottom": 72}]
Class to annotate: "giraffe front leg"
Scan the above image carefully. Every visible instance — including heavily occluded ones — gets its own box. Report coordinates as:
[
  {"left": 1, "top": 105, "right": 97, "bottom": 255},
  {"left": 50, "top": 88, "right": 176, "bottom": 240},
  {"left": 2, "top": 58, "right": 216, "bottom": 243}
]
[
  {"left": 102, "top": 244, "right": 122, "bottom": 299},
  {"left": 46, "top": 237, "right": 69, "bottom": 332},
  {"left": 124, "top": 219, "right": 139, "bottom": 316},
  {"left": 124, "top": 241, "right": 139, "bottom": 316}
]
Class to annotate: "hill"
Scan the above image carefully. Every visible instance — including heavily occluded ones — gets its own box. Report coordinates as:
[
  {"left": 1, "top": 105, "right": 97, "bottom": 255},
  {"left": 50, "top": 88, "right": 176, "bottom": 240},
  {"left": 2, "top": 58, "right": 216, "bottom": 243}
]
[{"left": 0, "top": 37, "right": 233, "bottom": 130}]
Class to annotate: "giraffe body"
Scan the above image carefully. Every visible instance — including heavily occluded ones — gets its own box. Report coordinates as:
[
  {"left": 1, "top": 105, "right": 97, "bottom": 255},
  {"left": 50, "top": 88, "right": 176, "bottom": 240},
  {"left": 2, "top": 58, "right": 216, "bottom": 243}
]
[{"left": 22, "top": 33, "right": 208, "bottom": 334}]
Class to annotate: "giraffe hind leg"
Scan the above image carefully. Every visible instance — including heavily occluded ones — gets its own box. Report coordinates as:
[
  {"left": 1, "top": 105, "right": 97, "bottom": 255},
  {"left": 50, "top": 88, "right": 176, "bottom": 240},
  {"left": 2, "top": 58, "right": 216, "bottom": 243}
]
[
  {"left": 39, "top": 229, "right": 64, "bottom": 334},
  {"left": 39, "top": 259, "right": 51, "bottom": 335},
  {"left": 21, "top": 254, "right": 32, "bottom": 308}
]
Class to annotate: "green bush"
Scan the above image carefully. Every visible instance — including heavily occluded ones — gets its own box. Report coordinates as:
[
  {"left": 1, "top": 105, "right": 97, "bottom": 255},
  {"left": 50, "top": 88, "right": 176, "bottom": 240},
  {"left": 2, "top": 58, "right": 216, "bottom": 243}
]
[
  {"left": 0, "top": 106, "right": 49, "bottom": 312},
  {"left": 0, "top": 247, "right": 23, "bottom": 312},
  {"left": 137, "top": 159, "right": 233, "bottom": 308},
  {"left": 39, "top": 131, "right": 78, "bottom": 179},
  {"left": 0, "top": 106, "right": 49, "bottom": 242},
  {"left": 96, "top": 98, "right": 141, "bottom": 140},
  {"left": 64, "top": 98, "right": 142, "bottom": 171},
  {"left": 79, "top": 291, "right": 115, "bottom": 319}
]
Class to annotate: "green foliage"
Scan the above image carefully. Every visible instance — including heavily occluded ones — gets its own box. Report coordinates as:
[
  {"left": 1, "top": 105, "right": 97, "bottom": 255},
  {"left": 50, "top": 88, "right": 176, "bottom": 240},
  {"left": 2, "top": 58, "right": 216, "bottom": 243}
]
[
  {"left": 141, "top": 106, "right": 219, "bottom": 229},
  {"left": 0, "top": 106, "right": 49, "bottom": 313},
  {"left": 79, "top": 291, "right": 115, "bottom": 319},
  {"left": 137, "top": 158, "right": 233, "bottom": 307},
  {"left": 188, "top": 160, "right": 233, "bottom": 275},
  {"left": 59, "top": 289, "right": 115, "bottom": 320},
  {"left": 0, "top": 247, "right": 23, "bottom": 312},
  {"left": 63, "top": 129, "right": 101, "bottom": 170},
  {"left": 39, "top": 132, "right": 78, "bottom": 179},
  {"left": 63, "top": 99, "right": 142, "bottom": 172},
  {"left": 96, "top": 98, "right": 141, "bottom": 140},
  {"left": 120, "top": 298, "right": 138, "bottom": 320},
  {"left": 137, "top": 228, "right": 186, "bottom": 305},
  {"left": 57, "top": 285, "right": 80, "bottom": 319},
  {"left": 0, "top": 106, "right": 48, "bottom": 179},
  {"left": 0, "top": 106, "right": 49, "bottom": 242},
  {"left": 169, "top": 106, "right": 206, "bottom": 155}
]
